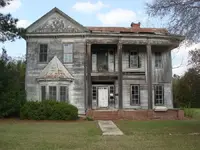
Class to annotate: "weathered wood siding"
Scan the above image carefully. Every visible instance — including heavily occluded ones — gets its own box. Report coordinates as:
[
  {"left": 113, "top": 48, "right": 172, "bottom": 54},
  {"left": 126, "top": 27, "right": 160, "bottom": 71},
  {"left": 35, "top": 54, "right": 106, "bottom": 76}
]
[
  {"left": 26, "top": 37, "right": 85, "bottom": 114},
  {"left": 152, "top": 46, "right": 172, "bottom": 83},
  {"left": 122, "top": 45, "right": 146, "bottom": 72},
  {"left": 122, "top": 80, "right": 148, "bottom": 109}
]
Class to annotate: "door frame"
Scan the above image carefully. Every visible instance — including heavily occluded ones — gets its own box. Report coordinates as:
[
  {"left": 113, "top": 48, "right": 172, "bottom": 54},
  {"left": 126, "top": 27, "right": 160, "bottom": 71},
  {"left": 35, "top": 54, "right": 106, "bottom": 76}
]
[
  {"left": 92, "top": 84, "right": 115, "bottom": 109},
  {"left": 98, "top": 86, "right": 109, "bottom": 108}
]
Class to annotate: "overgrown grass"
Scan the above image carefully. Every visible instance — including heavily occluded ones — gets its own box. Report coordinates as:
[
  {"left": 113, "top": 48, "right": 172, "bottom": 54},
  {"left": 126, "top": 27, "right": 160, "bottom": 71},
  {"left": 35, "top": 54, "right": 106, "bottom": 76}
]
[
  {"left": 0, "top": 120, "right": 200, "bottom": 150},
  {"left": 184, "top": 108, "right": 197, "bottom": 118}
]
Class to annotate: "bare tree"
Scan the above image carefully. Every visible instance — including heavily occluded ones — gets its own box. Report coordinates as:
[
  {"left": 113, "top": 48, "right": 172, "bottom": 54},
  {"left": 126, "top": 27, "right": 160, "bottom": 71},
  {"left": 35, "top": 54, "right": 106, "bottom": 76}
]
[{"left": 146, "top": 0, "right": 200, "bottom": 42}]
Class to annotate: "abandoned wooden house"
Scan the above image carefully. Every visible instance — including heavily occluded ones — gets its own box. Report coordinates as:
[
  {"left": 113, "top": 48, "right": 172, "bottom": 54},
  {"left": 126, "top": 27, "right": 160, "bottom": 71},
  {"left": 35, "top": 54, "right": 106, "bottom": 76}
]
[{"left": 24, "top": 8, "right": 184, "bottom": 117}]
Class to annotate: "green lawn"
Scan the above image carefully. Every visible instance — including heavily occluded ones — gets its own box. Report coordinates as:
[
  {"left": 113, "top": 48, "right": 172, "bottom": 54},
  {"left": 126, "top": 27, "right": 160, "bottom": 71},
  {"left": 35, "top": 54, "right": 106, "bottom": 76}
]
[
  {"left": 0, "top": 119, "right": 200, "bottom": 150},
  {"left": 192, "top": 108, "right": 200, "bottom": 119}
]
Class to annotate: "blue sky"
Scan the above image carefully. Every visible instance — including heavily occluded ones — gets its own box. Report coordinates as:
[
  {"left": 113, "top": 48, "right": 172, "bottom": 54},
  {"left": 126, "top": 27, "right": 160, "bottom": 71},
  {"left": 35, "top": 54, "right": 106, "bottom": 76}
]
[{"left": 0, "top": 0, "right": 198, "bottom": 75}]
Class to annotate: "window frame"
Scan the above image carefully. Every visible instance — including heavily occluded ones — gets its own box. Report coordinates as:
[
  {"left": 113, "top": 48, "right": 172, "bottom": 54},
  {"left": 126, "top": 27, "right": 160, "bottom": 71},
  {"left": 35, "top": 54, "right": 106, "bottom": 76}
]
[
  {"left": 39, "top": 44, "right": 48, "bottom": 63},
  {"left": 129, "top": 50, "right": 139, "bottom": 68},
  {"left": 49, "top": 86, "right": 57, "bottom": 100},
  {"left": 60, "top": 86, "right": 68, "bottom": 102},
  {"left": 130, "top": 84, "right": 140, "bottom": 106},
  {"left": 155, "top": 52, "right": 162, "bottom": 68},
  {"left": 63, "top": 43, "right": 74, "bottom": 63},
  {"left": 154, "top": 85, "right": 164, "bottom": 106}
]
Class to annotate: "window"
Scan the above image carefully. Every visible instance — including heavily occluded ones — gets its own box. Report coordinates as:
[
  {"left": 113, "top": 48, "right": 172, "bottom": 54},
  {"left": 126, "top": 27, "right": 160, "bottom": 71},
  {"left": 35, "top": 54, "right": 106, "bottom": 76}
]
[
  {"left": 154, "top": 85, "right": 164, "bottom": 105},
  {"left": 109, "top": 86, "right": 115, "bottom": 105},
  {"left": 130, "top": 85, "right": 140, "bottom": 105},
  {"left": 92, "top": 86, "right": 97, "bottom": 101},
  {"left": 129, "top": 51, "right": 139, "bottom": 68},
  {"left": 60, "top": 86, "right": 68, "bottom": 102},
  {"left": 39, "top": 44, "right": 48, "bottom": 62},
  {"left": 155, "top": 52, "right": 162, "bottom": 68},
  {"left": 63, "top": 44, "right": 73, "bottom": 63},
  {"left": 49, "top": 86, "right": 57, "bottom": 100},
  {"left": 41, "top": 86, "right": 46, "bottom": 101}
]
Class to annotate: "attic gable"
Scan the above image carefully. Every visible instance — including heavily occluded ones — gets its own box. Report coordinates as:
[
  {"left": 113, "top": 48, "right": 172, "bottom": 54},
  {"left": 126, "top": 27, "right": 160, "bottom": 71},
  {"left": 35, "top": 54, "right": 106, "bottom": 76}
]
[
  {"left": 27, "top": 7, "right": 89, "bottom": 33},
  {"left": 38, "top": 56, "right": 73, "bottom": 81}
]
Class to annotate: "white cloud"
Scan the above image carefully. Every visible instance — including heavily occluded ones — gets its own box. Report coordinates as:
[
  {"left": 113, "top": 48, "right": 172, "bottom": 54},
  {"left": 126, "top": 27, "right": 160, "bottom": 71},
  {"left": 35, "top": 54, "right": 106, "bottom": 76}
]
[
  {"left": 172, "top": 42, "right": 200, "bottom": 75},
  {"left": 97, "top": 8, "right": 138, "bottom": 26},
  {"left": 72, "top": 1, "right": 108, "bottom": 13},
  {"left": 17, "top": 20, "right": 32, "bottom": 28},
  {"left": 0, "top": 0, "right": 21, "bottom": 13}
]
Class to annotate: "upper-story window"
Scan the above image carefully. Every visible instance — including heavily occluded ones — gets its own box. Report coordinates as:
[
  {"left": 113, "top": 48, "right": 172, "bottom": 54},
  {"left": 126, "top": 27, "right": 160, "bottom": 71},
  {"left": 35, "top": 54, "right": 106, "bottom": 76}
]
[
  {"left": 155, "top": 52, "right": 162, "bottom": 68},
  {"left": 63, "top": 44, "right": 73, "bottom": 63},
  {"left": 129, "top": 51, "right": 139, "bottom": 68},
  {"left": 39, "top": 44, "right": 48, "bottom": 63}
]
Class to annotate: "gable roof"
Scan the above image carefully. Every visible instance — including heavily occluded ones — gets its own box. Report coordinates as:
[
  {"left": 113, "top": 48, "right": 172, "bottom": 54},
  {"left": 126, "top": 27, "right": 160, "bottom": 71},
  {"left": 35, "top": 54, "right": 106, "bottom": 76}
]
[
  {"left": 38, "top": 56, "right": 73, "bottom": 81},
  {"left": 26, "top": 7, "right": 89, "bottom": 33}
]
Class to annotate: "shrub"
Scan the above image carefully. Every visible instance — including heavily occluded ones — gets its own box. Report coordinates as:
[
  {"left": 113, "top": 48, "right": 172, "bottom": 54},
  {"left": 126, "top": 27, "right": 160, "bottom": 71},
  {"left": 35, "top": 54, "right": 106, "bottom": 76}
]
[{"left": 20, "top": 100, "right": 78, "bottom": 120}]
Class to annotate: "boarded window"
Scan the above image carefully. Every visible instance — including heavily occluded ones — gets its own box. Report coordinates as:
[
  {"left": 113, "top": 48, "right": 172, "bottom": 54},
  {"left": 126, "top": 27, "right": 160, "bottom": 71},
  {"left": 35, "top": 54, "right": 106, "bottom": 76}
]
[
  {"left": 49, "top": 86, "right": 57, "bottom": 100},
  {"left": 130, "top": 85, "right": 140, "bottom": 105},
  {"left": 155, "top": 52, "right": 162, "bottom": 68},
  {"left": 129, "top": 51, "right": 139, "bottom": 68},
  {"left": 154, "top": 85, "right": 164, "bottom": 105},
  {"left": 41, "top": 86, "right": 46, "bottom": 101},
  {"left": 63, "top": 44, "right": 73, "bottom": 63},
  {"left": 39, "top": 44, "right": 48, "bottom": 62},
  {"left": 60, "top": 86, "right": 68, "bottom": 102}
]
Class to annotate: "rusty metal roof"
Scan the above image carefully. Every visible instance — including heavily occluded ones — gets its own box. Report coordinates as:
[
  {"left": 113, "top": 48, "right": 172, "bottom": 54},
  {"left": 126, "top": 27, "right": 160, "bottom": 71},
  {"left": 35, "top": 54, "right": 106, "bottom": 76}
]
[
  {"left": 87, "top": 27, "right": 168, "bottom": 35},
  {"left": 39, "top": 56, "right": 73, "bottom": 80}
]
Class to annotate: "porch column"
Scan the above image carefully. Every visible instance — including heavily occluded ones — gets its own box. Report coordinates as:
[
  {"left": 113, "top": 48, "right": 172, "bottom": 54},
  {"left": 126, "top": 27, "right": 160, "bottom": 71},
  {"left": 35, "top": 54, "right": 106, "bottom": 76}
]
[
  {"left": 147, "top": 44, "right": 153, "bottom": 109},
  {"left": 118, "top": 43, "right": 123, "bottom": 109},
  {"left": 87, "top": 43, "right": 92, "bottom": 109}
]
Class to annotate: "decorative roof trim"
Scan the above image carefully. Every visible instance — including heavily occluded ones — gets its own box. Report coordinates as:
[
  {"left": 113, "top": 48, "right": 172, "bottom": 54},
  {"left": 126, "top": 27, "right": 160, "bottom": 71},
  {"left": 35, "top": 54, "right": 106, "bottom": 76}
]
[{"left": 26, "top": 7, "right": 89, "bottom": 33}]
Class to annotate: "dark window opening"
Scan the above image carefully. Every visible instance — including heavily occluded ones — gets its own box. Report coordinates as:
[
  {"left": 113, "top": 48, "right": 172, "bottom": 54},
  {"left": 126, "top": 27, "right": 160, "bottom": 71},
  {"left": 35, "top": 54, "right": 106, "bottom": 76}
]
[
  {"left": 39, "top": 44, "right": 48, "bottom": 62},
  {"left": 41, "top": 86, "right": 46, "bottom": 101}
]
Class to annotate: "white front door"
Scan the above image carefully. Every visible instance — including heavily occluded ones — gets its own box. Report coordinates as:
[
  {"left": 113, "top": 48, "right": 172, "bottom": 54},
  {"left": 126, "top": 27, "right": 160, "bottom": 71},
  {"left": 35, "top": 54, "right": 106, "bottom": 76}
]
[{"left": 98, "top": 87, "right": 108, "bottom": 107}]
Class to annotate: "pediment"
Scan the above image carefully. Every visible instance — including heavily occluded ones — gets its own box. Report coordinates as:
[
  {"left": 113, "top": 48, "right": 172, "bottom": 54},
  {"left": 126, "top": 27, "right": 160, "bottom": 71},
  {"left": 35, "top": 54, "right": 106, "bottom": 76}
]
[
  {"left": 27, "top": 7, "right": 89, "bottom": 33},
  {"left": 38, "top": 56, "right": 73, "bottom": 81}
]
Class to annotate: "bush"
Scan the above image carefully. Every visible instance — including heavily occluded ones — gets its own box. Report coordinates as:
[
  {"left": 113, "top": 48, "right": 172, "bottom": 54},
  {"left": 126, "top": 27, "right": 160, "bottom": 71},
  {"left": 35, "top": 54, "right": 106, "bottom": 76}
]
[{"left": 20, "top": 100, "right": 78, "bottom": 120}]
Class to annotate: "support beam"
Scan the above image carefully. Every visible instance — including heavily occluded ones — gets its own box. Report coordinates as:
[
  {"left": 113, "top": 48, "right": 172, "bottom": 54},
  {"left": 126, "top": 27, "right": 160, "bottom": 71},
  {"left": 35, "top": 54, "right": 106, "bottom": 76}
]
[
  {"left": 87, "top": 43, "right": 92, "bottom": 109},
  {"left": 84, "top": 43, "right": 87, "bottom": 112},
  {"left": 147, "top": 44, "right": 153, "bottom": 109},
  {"left": 118, "top": 43, "right": 123, "bottom": 109}
]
